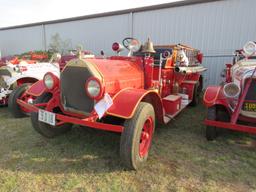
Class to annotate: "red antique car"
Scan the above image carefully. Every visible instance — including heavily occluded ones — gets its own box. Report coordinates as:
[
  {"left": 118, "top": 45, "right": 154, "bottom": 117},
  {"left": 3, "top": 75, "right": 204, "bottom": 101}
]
[
  {"left": 203, "top": 41, "right": 256, "bottom": 140},
  {"left": 17, "top": 38, "right": 206, "bottom": 169}
]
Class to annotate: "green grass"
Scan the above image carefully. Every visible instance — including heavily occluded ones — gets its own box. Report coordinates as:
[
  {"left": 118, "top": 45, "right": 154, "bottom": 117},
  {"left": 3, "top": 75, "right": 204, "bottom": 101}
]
[{"left": 0, "top": 102, "right": 256, "bottom": 192}]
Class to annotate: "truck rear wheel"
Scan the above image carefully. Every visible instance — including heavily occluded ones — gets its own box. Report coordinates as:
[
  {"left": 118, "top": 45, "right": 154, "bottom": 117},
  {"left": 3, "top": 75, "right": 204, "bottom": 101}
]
[
  {"left": 31, "top": 93, "right": 72, "bottom": 138},
  {"left": 8, "top": 83, "right": 31, "bottom": 118},
  {"left": 120, "top": 102, "right": 155, "bottom": 170},
  {"left": 190, "top": 83, "right": 200, "bottom": 106},
  {"left": 206, "top": 106, "right": 217, "bottom": 141}
]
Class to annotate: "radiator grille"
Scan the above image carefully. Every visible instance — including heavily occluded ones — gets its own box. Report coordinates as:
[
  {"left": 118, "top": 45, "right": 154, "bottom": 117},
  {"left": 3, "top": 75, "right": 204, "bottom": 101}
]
[
  {"left": 61, "top": 66, "right": 94, "bottom": 115},
  {"left": 242, "top": 78, "right": 256, "bottom": 111}
]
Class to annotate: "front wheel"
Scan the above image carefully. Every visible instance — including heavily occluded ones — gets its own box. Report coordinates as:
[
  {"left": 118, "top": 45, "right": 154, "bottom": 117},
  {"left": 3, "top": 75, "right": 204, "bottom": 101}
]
[
  {"left": 31, "top": 93, "right": 72, "bottom": 138},
  {"left": 8, "top": 83, "right": 32, "bottom": 118},
  {"left": 206, "top": 106, "right": 217, "bottom": 141},
  {"left": 190, "top": 83, "right": 200, "bottom": 107},
  {"left": 120, "top": 102, "right": 155, "bottom": 170}
]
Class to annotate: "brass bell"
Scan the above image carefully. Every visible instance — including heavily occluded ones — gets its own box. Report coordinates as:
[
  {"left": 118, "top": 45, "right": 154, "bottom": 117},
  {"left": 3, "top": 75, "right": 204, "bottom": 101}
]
[{"left": 142, "top": 38, "right": 156, "bottom": 54}]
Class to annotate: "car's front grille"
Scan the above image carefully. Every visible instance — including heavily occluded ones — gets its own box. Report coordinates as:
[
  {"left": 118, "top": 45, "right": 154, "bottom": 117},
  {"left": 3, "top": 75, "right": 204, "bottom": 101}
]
[
  {"left": 242, "top": 78, "right": 256, "bottom": 112},
  {"left": 60, "top": 65, "right": 94, "bottom": 115}
]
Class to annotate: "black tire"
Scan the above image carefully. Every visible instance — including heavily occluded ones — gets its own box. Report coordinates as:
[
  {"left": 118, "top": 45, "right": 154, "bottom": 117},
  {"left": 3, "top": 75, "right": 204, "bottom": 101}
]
[
  {"left": 8, "top": 83, "right": 31, "bottom": 118},
  {"left": 120, "top": 102, "right": 155, "bottom": 170},
  {"left": 206, "top": 106, "right": 217, "bottom": 141},
  {"left": 31, "top": 92, "right": 72, "bottom": 138},
  {"left": 190, "top": 83, "right": 200, "bottom": 107}
]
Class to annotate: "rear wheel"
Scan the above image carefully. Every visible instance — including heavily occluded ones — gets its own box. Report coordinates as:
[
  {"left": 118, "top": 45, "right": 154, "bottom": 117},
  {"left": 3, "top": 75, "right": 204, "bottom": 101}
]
[
  {"left": 31, "top": 93, "right": 72, "bottom": 138},
  {"left": 190, "top": 83, "right": 200, "bottom": 106},
  {"left": 120, "top": 102, "right": 155, "bottom": 170},
  {"left": 206, "top": 106, "right": 217, "bottom": 141},
  {"left": 8, "top": 83, "right": 32, "bottom": 118}
]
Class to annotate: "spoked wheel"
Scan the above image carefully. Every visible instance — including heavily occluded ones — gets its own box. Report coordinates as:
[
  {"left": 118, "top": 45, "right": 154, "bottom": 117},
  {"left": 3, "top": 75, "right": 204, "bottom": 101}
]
[
  {"left": 206, "top": 106, "right": 217, "bottom": 141},
  {"left": 139, "top": 117, "right": 154, "bottom": 158},
  {"left": 8, "top": 83, "right": 33, "bottom": 118},
  {"left": 31, "top": 92, "right": 72, "bottom": 138},
  {"left": 120, "top": 102, "right": 155, "bottom": 170}
]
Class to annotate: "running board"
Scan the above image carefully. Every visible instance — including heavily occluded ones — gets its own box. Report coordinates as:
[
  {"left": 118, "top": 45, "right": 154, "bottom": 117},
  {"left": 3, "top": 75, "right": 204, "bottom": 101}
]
[{"left": 164, "top": 100, "right": 191, "bottom": 123}]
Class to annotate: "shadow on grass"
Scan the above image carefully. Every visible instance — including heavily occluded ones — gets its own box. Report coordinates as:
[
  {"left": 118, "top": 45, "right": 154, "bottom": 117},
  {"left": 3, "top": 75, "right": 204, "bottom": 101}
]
[
  {"left": 0, "top": 106, "right": 124, "bottom": 174},
  {"left": 0, "top": 125, "right": 126, "bottom": 174}
]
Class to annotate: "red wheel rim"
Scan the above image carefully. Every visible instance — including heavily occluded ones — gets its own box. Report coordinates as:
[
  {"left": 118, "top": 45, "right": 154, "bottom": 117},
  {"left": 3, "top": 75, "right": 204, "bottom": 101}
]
[{"left": 139, "top": 116, "right": 153, "bottom": 158}]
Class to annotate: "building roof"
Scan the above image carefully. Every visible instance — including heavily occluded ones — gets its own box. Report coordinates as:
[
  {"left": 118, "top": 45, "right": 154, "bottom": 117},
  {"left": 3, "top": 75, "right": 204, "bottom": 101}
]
[{"left": 0, "top": 0, "right": 223, "bottom": 30}]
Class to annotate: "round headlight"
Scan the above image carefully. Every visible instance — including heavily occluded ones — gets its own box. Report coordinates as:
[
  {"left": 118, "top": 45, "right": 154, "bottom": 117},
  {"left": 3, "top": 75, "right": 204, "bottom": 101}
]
[
  {"left": 85, "top": 78, "right": 102, "bottom": 99},
  {"left": 243, "top": 41, "right": 256, "bottom": 57},
  {"left": 223, "top": 82, "right": 240, "bottom": 98},
  {"left": 44, "top": 73, "right": 54, "bottom": 90}
]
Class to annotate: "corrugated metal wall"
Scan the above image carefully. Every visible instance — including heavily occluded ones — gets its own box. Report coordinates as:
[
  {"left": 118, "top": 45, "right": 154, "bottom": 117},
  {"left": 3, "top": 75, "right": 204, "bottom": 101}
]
[
  {"left": 0, "top": 26, "right": 44, "bottom": 55},
  {"left": 0, "top": 0, "right": 256, "bottom": 87},
  {"left": 45, "top": 14, "right": 132, "bottom": 55}
]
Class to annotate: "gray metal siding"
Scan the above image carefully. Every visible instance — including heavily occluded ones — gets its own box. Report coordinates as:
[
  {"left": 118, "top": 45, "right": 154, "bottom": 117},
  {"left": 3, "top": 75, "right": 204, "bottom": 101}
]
[
  {"left": 132, "top": 0, "right": 256, "bottom": 86},
  {"left": 0, "top": 25, "right": 44, "bottom": 56},
  {"left": 45, "top": 14, "right": 131, "bottom": 55},
  {"left": 0, "top": 0, "right": 256, "bottom": 87}
]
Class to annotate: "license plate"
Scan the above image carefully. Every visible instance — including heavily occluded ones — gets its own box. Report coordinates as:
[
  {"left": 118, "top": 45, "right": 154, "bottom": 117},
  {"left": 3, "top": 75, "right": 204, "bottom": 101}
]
[
  {"left": 94, "top": 93, "right": 113, "bottom": 119},
  {"left": 38, "top": 109, "right": 56, "bottom": 126},
  {"left": 243, "top": 102, "right": 256, "bottom": 112}
]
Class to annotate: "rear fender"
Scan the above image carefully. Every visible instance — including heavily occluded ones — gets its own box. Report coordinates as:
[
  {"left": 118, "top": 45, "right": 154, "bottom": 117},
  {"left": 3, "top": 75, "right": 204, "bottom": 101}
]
[
  {"left": 25, "top": 80, "right": 46, "bottom": 97},
  {"left": 106, "top": 88, "right": 164, "bottom": 122},
  {"left": 203, "top": 86, "right": 229, "bottom": 108}
]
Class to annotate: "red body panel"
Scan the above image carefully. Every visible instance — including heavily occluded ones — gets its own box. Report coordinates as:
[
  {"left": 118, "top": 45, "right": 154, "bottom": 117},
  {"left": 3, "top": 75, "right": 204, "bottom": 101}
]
[
  {"left": 86, "top": 57, "right": 144, "bottom": 95},
  {"left": 203, "top": 86, "right": 229, "bottom": 108},
  {"left": 205, "top": 120, "right": 256, "bottom": 134},
  {"left": 162, "top": 95, "right": 181, "bottom": 115},
  {"left": 17, "top": 99, "right": 123, "bottom": 133},
  {"left": 107, "top": 88, "right": 161, "bottom": 119},
  {"left": 26, "top": 80, "right": 46, "bottom": 96}
]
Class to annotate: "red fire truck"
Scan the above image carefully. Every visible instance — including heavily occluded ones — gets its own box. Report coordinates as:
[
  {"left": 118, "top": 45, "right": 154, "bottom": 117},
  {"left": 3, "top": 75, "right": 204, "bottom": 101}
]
[
  {"left": 17, "top": 38, "right": 206, "bottom": 169},
  {"left": 204, "top": 41, "right": 256, "bottom": 140}
]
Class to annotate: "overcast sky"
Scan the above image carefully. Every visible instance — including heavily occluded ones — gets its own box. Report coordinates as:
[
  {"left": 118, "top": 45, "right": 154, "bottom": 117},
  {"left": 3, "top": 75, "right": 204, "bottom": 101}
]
[{"left": 0, "top": 0, "right": 182, "bottom": 28}]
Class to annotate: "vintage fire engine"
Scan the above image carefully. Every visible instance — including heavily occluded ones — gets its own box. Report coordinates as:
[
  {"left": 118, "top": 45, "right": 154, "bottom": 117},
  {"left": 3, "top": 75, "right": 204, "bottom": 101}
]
[
  {"left": 204, "top": 41, "right": 256, "bottom": 140},
  {"left": 17, "top": 38, "right": 206, "bottom": 170}
]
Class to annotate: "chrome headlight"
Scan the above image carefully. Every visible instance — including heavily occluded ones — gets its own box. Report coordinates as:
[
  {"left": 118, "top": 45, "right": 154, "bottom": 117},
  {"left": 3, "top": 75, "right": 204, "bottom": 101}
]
[
  {"left": 243, "top": 41, "right": 256, "bottom": 57},
  {"left": 85, "top": 77, "right": 103, "bottom": 99},
  {"left": 223, "top": 82, "right": 240, "bottom": 98},
  {"left": 43, "top": 73, "right": 59, "bottom": 90}
]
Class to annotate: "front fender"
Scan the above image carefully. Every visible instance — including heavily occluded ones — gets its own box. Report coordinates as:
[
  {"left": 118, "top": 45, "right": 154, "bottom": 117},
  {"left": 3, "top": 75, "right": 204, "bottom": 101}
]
[
  {"left": 26, "top": 80, "right": 46, "bottom": 97},
  {"left": 7, "top": 74, "right": 39, "bottom": 86},
  {"left": 106, "top": 88, "right": 163, "bottom": 121},
  {"left": 203, "top": 85, "right": 228, "bottom": 108}
]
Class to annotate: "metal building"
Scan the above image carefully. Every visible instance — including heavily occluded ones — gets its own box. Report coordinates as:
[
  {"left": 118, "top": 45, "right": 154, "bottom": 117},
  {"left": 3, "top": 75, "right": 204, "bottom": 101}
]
[{"left": 0, "top": 0, "right": 255, "bottom": 87}]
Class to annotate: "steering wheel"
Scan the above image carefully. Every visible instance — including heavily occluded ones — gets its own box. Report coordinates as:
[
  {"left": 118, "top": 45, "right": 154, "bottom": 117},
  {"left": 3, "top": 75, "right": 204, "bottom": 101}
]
[{"left": 122, "top": 37, "right": 140, "bottom": 50}]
